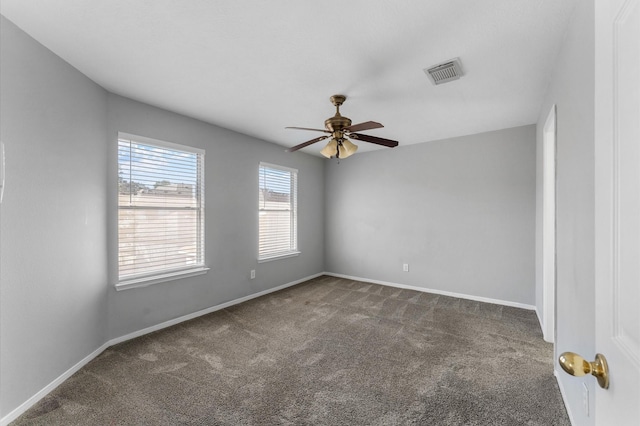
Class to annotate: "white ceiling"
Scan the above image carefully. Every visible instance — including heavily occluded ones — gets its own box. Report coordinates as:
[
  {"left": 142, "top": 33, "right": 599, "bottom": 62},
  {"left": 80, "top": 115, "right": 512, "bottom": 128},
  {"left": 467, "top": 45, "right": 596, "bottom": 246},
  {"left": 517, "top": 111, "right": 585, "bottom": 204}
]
[{"left": 1, "top": 0, "right": 577, "bottom": 155}]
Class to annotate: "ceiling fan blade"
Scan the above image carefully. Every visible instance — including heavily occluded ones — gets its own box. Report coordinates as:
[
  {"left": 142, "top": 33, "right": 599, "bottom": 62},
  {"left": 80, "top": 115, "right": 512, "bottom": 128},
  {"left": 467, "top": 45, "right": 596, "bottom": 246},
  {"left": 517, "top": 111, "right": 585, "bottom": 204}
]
[
  {"left": 344, "top": 121, "right": 384, "bottom": 132},
  {"left": 285, "top": 126, "right": 330, "bottom": 133},
  {"left": 286, "top": 135, "right": 329, "bottom": 152},
  {"left": 349, "top": 133, "right": 399, "bottom": 148}
]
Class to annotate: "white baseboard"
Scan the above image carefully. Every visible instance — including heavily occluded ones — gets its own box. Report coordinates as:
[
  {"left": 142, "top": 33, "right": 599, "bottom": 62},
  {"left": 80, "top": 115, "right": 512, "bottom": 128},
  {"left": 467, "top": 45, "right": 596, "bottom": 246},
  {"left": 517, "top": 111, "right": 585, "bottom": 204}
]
[
  {"left": 535, "top": 307, "right": 555, "bottom": 343},
  {"left": 109, "top": 272, "right": 324, "bottom": 346},
  {"left": 535, "top": 307, "right": 544, "bottom": 330},
  {"left": 554, "top": 369, "right": 576, "bottom": 426},
  {"left": 324, "top": 272, "right": 536, "bottom": 310},
  {"left": 2, "top": 271, "right": 537, "bottom": 425},
  {"left": 0, "top": 341, "right": 111, "bottom": 426},
  {"left": 0, "top": 272, "right": 323, "bottom": 426}
]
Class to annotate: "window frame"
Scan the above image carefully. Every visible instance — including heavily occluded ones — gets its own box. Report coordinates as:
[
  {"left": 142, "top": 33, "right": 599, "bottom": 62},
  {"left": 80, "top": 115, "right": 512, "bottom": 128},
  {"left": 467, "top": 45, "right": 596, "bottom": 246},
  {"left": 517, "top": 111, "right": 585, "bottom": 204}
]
[
  {"left": 116, "top": 132, "right": 208, "bottom": 290},
  {"left": 258, "top": 162, "right": 300, "bottom": 262}
]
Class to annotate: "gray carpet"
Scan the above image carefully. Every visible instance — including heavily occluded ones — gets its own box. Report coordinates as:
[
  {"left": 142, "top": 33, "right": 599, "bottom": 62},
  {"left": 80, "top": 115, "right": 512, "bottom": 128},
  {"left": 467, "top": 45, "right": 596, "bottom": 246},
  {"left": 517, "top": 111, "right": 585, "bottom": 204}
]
[{"left": 13, "top": 276, "right": 569, "bottom": 425}]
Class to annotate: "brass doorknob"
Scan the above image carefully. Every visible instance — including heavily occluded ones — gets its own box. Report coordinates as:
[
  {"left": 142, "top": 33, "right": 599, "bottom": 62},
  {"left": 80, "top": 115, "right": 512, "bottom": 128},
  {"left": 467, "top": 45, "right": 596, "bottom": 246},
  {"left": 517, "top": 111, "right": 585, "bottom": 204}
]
[{"left": 558, "top": 352, "right": 609, "bottom": 389}]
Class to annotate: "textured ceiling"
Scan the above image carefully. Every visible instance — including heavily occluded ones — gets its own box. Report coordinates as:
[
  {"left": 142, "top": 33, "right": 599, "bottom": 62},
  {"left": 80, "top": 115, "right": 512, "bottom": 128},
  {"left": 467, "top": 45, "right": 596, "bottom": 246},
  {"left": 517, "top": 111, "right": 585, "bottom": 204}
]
[{"left": 1, "top": 0, "right": 578, "bottom": 155}]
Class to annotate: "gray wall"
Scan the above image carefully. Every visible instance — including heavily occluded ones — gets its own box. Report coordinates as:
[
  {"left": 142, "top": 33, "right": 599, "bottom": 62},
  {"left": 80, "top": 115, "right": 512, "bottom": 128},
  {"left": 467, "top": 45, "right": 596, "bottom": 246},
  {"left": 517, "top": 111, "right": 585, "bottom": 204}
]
[
  {"left": 106, "top": 94, "right": 325, "bottom": 339},
  {"left": 535, "top": 0, "right": 595, "bottom": 424},
  {"left": 0, "top": 16, "right": 325, "bottom": 420},
  {"left": 325, "top": 125, "right": 536, "bottom": 305},
  {"left": 0, "top": 17, "right": 108, "bottom": 416}
]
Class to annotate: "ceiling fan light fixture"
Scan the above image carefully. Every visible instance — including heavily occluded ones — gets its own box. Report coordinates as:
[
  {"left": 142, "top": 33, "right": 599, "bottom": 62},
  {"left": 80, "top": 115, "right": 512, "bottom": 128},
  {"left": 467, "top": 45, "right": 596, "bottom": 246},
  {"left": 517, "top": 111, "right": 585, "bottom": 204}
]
[
  {"left": 320, "top": 138, "right": 338, "bottom": 158},
  {"left": 338, "top": 138, "right": 358, "bottom": 159}
]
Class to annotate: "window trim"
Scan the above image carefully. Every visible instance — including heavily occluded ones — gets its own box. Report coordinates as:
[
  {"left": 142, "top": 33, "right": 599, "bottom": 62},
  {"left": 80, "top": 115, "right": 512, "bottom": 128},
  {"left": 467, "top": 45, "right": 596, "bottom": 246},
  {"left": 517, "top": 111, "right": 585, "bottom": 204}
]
[
  {"left": 116, "top": 267, "right": 210, "bottom": 291},
  {"left": 116, "top": 132, "right": 207, "bottom": 289},
  {"left": 258, "top": 162, "right": 299, "bottom": 262},
  {"left": 119, "top": 132, "right": 205, "bottom": 156},
  {"left": 257, "top": 251, "right": 300, "bottom": 264}
]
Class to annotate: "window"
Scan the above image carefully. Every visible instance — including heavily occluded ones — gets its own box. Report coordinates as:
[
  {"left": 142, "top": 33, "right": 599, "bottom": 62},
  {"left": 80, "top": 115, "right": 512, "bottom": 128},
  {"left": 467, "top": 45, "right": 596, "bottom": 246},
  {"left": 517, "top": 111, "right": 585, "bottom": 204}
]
[
  {"left": 258, "top": 162, "right": 298, "bottom": 261},
  {"left": 117, "top": 133, "right": 206, "bottom": 287}
]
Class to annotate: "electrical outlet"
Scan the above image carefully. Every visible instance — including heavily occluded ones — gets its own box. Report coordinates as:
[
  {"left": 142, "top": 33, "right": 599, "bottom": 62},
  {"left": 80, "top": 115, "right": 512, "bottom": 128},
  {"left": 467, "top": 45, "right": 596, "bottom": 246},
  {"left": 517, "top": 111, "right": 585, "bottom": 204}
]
[
  {"left": 250, "top": 269, "right": 255, "bottom": 279},
  {"left": 582, "top": 382, "right": 589, "bottom": 417},
  {"left": 403, "top": 263, "right": 409, "bottom": 272}
]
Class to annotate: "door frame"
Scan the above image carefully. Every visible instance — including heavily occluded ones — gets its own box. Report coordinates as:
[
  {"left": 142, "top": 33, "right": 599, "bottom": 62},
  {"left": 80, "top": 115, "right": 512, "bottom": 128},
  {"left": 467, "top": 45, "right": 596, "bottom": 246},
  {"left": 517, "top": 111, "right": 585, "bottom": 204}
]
[{"left": 542, "top": 104, "right": 557, "bottom": 343}]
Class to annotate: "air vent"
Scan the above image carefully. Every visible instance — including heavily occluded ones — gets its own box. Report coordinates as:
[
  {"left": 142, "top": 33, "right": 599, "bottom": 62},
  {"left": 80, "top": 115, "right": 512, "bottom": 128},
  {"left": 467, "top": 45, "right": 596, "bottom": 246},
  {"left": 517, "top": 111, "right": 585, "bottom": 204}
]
[{"left": 424, "top": 58, "right": 463, "bottom": 85}]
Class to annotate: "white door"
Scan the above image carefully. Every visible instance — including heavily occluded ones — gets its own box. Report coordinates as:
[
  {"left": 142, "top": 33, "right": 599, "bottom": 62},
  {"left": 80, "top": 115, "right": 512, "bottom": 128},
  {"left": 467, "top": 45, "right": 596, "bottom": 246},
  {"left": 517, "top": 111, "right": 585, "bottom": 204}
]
[{"left": 594, "top": 0, "right": 640, "bottom": 423}]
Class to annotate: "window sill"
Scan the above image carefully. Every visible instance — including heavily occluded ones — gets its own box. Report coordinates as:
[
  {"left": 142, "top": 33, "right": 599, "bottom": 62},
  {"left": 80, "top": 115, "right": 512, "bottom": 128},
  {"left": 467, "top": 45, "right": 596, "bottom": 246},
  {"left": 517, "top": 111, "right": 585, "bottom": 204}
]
[
  {"left": 258, "top": 251, "right": 301, "bottom": 263},
  {"left": 116, "top": 267, "right": 210, "bottom": 291}
]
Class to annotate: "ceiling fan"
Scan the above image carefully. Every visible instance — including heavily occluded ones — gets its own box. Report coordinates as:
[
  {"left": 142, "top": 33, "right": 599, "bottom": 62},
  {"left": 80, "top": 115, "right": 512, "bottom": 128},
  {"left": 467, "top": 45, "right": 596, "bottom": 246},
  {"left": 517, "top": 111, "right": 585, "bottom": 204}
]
[{"left": 285, "top": 95, "right": 399, "bottom": 159}]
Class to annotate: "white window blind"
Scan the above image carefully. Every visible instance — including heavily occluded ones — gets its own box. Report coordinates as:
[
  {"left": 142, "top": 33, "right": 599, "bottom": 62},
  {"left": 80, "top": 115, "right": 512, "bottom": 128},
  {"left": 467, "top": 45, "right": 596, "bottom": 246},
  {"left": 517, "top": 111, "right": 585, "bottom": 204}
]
[
  {"left": 118, "top": 134, "right": 205, "bottom": 283},
  {"left": 258, "top": 163, "right": 298, "bottom": 261}
]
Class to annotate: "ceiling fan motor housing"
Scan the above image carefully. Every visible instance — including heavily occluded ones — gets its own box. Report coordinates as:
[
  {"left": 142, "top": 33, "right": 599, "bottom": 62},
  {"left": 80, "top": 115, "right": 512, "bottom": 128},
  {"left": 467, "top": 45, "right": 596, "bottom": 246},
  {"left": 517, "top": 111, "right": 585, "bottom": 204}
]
[
  {"left": 326, "top": 94, "right": 351, "bottom": 133},
  {"left": 325, "top": 116, "right": 352, "bottom": 133}
]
